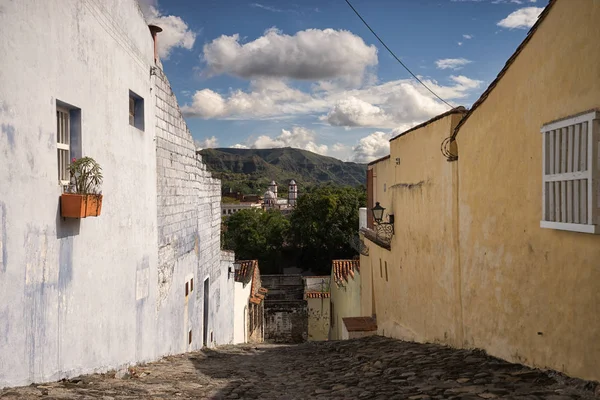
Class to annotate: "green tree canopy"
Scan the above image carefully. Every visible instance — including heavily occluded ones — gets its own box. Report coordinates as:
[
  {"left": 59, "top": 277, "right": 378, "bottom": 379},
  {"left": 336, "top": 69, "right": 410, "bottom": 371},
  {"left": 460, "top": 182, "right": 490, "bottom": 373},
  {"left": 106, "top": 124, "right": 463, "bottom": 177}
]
[
  {"left": 223, "top": 209, "right": 290, "bottom": 274},
  {"left": 222, "top": 185, "right": 366, "bottom": 275},
  {"left": 288, "top": 185, "right": 366, "bottom": 275}
]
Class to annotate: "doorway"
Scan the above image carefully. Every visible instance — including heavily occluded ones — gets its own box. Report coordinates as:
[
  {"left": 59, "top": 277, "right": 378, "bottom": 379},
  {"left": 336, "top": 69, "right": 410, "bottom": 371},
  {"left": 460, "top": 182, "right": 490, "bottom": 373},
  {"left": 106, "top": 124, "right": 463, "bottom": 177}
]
[{"left": 203, "top": 278, "right": 209, "bottom": 347}]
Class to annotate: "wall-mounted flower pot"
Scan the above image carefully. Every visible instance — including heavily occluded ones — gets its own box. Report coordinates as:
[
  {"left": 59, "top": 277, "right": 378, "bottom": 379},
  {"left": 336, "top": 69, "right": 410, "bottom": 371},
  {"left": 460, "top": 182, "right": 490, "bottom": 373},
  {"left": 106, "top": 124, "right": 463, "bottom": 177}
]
[{"left": 61, "top": 194, "right": 103, "bottom": 218}]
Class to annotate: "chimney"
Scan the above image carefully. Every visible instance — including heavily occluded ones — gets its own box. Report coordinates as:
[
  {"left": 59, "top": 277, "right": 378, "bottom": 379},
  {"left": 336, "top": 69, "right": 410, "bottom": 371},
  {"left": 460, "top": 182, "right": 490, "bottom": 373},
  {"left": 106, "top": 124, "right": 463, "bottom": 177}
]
[{"left": 148, "top": 25, "right": 163, "bottom": 63}]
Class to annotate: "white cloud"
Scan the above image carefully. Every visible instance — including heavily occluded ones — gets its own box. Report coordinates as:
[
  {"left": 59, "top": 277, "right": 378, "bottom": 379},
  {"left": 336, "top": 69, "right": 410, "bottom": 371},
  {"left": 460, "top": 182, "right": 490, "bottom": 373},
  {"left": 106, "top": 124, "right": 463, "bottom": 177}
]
[
  {"left": 321, "top": 97, "right": 392, "bottom": 128},
  {"left": 458, "top": 42, "right": 463, "bottom": 46},
  {"left": 497, "top": 7, "right": 544, "bottom": 29},
  {"left": 244, "top": 127, "right": 328, "bottom": 155},
  {"left": 182, "top": 79, "right": 322, "bottom": 119},
  {"left": 231, "top": 144, "right": 249, "bottom": 149},
  {"left": 195, "top": 136, "right": 218, "bottom": 149},
  {"left": 183, "top": 76, "right": 482, "bottom": 130},
  {"left": 140, "top": 3, "right": 196, "bottom": 59},
  {"left": 435, "top": 58, "right": 472, "bottom": 70},
  {"left": 202, "top": 28, "right": 377, "bottom": 84},
  {"left": 351, "top": 131, "right": 391, "bottom": 163},
  {"left": 462, "top": 34, "right": 473, "bottom": 39}
]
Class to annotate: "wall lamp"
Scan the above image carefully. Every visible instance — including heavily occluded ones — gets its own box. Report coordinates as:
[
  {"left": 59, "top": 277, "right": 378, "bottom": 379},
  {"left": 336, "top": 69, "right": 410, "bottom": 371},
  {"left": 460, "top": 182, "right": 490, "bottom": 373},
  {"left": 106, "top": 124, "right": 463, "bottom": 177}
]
[
  {"left": 229, "top": 261, "right": 241, "bottom": 279},
  {"left": 371, "top": 202, "right": 394, "bottom": 242}
]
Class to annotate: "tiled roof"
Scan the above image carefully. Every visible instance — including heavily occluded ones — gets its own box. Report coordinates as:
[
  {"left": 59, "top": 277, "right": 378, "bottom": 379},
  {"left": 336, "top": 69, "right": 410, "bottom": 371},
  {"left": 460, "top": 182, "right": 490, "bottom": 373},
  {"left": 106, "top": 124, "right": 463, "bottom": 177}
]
[
  {"left": 305, "top": 291, "right": 331, "bottom": 299},
  {"left": 332, "top": 260, "right": 360, "bottom": 286},
  {"left": 343, "top": 316, "right": 377, "bottom": 332},
  {"left": 452, "top": 0, "right": 557, "bottom": 141},
  {"left": 249, "top": 296, "right": 262, "bottom": 305},
  {"left": 234, "top": 260, "right": 257, "bottom": 284}
]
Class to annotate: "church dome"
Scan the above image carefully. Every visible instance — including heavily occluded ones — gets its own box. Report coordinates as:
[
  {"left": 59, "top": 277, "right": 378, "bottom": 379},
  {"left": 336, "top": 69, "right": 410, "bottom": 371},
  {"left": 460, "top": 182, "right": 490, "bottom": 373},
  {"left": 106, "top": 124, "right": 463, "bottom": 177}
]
[{"left": 264, "top": 190, "right": 276, "bottom": 199}]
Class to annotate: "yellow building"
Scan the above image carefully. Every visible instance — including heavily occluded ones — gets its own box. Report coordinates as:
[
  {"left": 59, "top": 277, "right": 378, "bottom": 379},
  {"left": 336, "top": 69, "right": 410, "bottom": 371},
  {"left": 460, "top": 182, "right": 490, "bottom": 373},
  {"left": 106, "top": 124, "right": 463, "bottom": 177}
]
[
  {"left": 304, "top": 276, "right": 331, "bottom": 341},
  {"left": 361, "top": 0, "right": 600, "bottom": 382},
  {"left": 329, "top": 260, "right": 361, "bottom": 340}
]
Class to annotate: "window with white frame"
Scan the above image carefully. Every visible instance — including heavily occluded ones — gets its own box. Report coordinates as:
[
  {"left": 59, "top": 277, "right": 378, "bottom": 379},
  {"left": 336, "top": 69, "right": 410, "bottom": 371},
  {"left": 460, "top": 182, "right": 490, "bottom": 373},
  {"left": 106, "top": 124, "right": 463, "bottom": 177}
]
[
  {"left": 541, "top": 110, "right": 599, "bottom": 234},
  {"left": 56, "top": 107, "right": 70, "bottom": 186}
]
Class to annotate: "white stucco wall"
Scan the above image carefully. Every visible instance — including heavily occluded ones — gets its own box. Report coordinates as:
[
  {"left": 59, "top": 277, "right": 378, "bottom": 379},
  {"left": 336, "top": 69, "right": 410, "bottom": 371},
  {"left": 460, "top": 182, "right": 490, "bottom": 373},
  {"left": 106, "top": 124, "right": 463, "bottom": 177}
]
[
  {"left": 0, "top": 0, "right": 158, "bottom": 388},
  {"left": 0, "top": 0, "right": 235, "bottom": 388},
  {"left": 233, "top": 280, "right": 252, "bottom": 344}
]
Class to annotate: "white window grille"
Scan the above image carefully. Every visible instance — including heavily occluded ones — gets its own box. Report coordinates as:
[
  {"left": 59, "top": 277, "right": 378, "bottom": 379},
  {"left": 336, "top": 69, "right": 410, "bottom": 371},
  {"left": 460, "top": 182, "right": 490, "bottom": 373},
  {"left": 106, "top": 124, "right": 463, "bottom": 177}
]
[
  {"left": 56, "top": 107, "right": 70, "bottom": 186},
  {"left": 541, "top": 110, "right": 600, "bottom": 234}
]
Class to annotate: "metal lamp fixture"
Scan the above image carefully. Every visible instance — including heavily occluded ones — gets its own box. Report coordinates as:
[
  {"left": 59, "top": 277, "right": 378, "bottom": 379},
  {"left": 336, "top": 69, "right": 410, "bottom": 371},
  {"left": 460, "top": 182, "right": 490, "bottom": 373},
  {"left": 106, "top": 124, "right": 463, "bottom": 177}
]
[
  {"left": 372, "top": 202, "right": 385, "bottom": 224},
  {"left": 371, "top": 202, "right": 394, "bottom": 243},
  {"left": 229, "top": 261, "right": 242, "bottom": 278}
]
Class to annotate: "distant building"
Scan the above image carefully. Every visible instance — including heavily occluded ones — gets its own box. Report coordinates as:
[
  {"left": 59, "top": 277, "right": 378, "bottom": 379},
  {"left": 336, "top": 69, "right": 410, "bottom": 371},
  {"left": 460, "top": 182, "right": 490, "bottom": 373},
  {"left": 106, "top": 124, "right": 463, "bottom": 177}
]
[
  {"left": 233, "top": 260, "right": 267, "bottom": 344},
  {"left": 221, "top": 202, "right": 262, "bottom": 218},
  {"left": 263, "top": 180, "right": 299, "bottom": 211}
]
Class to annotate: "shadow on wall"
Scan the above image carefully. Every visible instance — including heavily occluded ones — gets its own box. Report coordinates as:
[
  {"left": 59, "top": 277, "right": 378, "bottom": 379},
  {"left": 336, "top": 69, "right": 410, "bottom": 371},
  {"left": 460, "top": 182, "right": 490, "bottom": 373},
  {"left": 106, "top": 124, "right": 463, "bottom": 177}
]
[{"left": 55, "top": 198, "right": 80, "bottom": 289}]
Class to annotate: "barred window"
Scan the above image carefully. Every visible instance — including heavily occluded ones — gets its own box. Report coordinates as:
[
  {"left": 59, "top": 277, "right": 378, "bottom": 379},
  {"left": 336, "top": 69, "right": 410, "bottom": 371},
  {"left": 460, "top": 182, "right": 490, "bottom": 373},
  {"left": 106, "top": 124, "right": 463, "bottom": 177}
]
[{"left": 541, "top": 110, "right": 600, "bottom": 234}]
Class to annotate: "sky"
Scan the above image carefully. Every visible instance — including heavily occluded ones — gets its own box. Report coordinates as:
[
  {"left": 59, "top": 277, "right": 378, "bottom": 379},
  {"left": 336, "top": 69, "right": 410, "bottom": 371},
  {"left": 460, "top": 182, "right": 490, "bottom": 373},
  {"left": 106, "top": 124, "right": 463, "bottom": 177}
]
[{"left": 138, "top": 0, "right": 545, "bottom": 162}]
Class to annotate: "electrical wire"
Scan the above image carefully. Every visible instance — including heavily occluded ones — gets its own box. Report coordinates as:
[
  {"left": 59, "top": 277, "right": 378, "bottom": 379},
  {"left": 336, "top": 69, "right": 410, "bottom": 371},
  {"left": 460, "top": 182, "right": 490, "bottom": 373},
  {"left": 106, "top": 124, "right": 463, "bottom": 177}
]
[{"left": 344, "top": 0, "right": 455, "bottom": 109}]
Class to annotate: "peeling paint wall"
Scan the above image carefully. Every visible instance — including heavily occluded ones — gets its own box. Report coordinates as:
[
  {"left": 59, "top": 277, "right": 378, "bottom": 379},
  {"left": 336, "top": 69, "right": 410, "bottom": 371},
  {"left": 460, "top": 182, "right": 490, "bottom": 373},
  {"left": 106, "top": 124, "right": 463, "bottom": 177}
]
[
  {"left": 153, "top": 65, "right": 233, "bottom": 352},
  {"left": 306, "top": 297, "right": 330, "bottom": 341},
  {"left": 0, "top": 0, "right": 158, "bottom": 388},
  {"left": 365, "top": 113, "right": 463, "bottom": 346},
  {"left": 262, "top": 275, "right": 307, "bottom": 343},
  {"left": 0, "top": 0, "right": 234, "bottom": 389},
  {"left": 361, "top": 0, "right": 600, "bottom": 383},
  {"left": 455, "top": 0, "right": 600, "bottom": 381}
]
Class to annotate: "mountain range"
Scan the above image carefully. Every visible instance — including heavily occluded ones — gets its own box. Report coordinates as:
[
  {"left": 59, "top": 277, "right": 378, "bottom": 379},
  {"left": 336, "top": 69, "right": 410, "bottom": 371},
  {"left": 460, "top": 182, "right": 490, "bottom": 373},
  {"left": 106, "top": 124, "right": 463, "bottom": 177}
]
[{"left": 197, "top": 147, "right": 367, "bottom": 195}]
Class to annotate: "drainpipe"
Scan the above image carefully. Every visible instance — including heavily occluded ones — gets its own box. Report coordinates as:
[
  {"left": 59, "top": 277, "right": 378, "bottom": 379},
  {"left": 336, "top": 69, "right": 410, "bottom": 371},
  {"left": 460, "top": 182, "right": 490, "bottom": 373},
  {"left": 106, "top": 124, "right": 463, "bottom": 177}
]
[{"left": 148, "top": 24, "right": 163, "bottom": 64}]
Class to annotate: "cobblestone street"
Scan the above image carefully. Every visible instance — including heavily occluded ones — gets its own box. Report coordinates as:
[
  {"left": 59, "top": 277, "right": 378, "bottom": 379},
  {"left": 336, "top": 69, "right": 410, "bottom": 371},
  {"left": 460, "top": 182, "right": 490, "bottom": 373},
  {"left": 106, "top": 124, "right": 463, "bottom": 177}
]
[{"left": 1, "top": 336, "right": 598, "bottom": 400}]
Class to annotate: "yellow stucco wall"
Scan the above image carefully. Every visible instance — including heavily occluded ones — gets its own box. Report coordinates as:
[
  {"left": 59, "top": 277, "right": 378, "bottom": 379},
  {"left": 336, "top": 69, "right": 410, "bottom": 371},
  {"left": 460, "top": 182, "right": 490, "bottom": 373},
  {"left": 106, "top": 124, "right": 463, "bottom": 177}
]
[
  {"left": 330, "top": 273, "right": 361, "bottom": 340},
  {"left": 363, "top": 113, "right": 464, "bottom": 346},
  {"left": 455, "top": 0, "right": 600, "bottom": 381},
  {"left": 361, "top": 0, "right": 600, "bottom": 382},
  {"left": 307, "top": 297, "right": 330, "bottom": 341}
]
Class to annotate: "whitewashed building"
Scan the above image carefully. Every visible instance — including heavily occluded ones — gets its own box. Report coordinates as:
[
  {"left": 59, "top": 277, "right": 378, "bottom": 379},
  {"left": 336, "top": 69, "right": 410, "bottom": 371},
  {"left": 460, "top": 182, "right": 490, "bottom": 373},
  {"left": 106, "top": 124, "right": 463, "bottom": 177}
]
[{"left": 0, "top": 0, "right": 234, "bottom": 388}]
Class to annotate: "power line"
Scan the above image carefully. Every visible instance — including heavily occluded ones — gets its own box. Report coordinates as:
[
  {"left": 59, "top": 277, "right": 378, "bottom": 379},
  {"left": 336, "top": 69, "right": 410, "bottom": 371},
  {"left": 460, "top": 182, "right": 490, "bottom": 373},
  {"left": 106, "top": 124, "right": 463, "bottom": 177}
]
[{"left": 344, "top": 0, "right": 454, "bottom": 109}]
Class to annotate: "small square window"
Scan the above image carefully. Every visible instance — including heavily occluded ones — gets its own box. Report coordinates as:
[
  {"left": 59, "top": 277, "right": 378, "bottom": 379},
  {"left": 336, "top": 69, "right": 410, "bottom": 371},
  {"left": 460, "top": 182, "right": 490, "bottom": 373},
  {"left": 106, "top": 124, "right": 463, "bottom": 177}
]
[{"left": 129, "top": 90, "right": 144, "bottom": 131}]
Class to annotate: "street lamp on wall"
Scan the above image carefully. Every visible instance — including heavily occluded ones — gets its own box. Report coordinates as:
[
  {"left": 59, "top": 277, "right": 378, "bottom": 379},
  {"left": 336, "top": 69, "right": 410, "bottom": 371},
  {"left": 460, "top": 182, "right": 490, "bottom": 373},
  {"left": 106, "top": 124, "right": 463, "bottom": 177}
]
[
  {"left": 370, "top": 202, "right": 394, "bottom": 243},
  {"left": 229, "top": 261, "right": 241, "bottom": 279}
]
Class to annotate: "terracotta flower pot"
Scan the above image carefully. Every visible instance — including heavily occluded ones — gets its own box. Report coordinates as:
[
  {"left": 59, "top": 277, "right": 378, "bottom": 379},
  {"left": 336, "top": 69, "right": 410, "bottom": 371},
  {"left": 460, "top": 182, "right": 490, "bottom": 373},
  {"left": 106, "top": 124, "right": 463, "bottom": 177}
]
[
  {"left": 85, "top": 194, "right": 103, "bottom": 217},
  {"left": 61, "top": 194, "right": 103, "bottom": 218}
]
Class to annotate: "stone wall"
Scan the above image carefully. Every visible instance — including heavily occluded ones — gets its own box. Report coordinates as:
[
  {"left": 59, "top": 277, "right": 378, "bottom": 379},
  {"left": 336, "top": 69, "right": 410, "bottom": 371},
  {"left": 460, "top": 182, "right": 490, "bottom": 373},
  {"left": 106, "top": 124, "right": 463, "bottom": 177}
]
[
  {"left": 153, "top": 65, "right": 233, "bottom": 351},
  {"left": 264, "top": 301, "right": 308, "bottom": 343},
  {"left": 262, "top": 275, "right": 307, "bottom": 343}
]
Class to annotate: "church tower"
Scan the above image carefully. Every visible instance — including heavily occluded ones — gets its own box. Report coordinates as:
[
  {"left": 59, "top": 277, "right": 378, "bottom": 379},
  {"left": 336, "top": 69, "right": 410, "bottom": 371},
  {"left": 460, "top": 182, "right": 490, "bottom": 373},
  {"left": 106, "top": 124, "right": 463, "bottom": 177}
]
[
  {"left": 288, "top": 179, "right": 298, "bottom": 207},
  {"left": 269, "top": 180, "right": 278, "bottom": 199}
]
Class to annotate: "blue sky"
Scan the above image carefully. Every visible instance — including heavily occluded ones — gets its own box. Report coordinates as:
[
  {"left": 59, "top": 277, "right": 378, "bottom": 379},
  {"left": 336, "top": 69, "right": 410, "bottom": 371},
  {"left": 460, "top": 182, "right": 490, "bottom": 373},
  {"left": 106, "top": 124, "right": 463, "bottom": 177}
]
[{"left": 140, "top": 0, "right": 545, "bottom": 162}]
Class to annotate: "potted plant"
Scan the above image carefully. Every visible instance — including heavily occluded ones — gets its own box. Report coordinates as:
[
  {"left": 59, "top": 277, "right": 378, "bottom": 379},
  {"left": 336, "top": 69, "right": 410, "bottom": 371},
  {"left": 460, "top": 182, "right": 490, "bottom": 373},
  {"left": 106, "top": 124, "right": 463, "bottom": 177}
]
[{"left": 60, "top": 157, "right": 103, "bottom": 218}]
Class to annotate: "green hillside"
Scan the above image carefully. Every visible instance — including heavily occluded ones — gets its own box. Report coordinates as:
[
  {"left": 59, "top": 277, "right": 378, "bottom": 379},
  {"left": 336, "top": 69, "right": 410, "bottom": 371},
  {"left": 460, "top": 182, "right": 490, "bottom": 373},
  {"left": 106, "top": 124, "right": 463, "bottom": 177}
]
[{"left": 198, "top": 147, "right": 366, "bottom": 195}]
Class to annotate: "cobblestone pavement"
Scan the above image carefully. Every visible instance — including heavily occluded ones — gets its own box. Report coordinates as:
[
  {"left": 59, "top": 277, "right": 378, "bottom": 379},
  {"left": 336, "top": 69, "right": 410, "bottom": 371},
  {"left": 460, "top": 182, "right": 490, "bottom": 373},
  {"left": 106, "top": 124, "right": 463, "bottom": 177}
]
[{"left": 2, "top": 336, "right": 598, "bottom": 399}]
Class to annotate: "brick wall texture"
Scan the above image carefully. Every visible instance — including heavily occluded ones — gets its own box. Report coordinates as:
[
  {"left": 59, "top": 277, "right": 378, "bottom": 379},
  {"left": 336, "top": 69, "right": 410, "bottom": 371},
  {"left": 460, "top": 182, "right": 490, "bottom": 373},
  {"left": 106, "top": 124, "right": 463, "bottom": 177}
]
[{"left": 154, "top": 65, "right": 233, "bottom": 347}]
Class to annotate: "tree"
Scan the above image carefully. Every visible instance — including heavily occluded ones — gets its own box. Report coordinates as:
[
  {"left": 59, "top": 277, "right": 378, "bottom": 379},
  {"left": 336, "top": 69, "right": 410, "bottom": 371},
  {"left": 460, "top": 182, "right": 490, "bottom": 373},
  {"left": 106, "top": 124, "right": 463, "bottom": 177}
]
[
  {"left": 288, "top": 185, "right": 366, "bottom": 275},
  {"left": 223, "top": 208, "right": 290, "bottom": 274}
]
